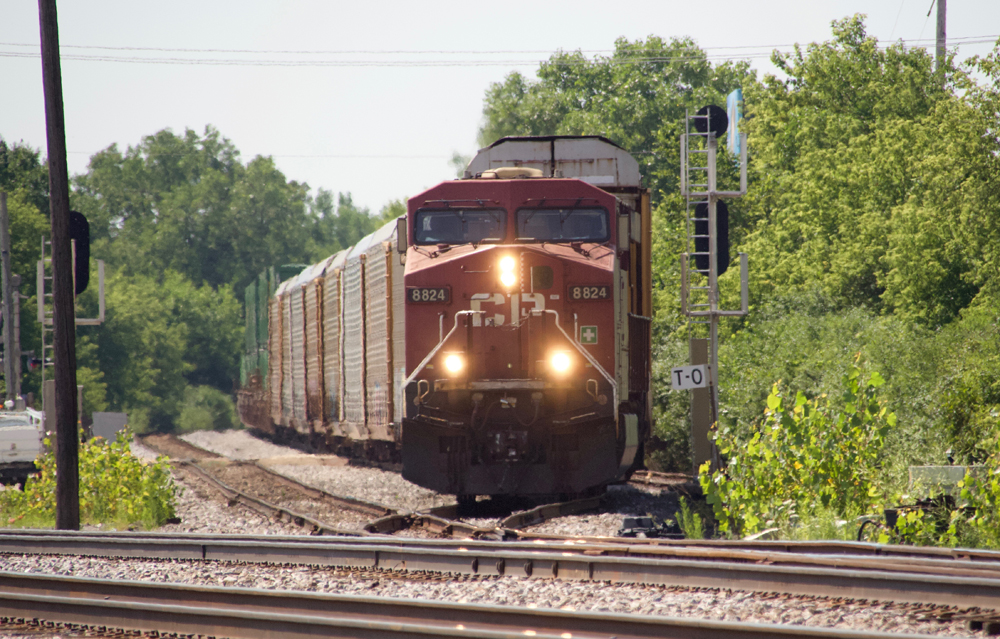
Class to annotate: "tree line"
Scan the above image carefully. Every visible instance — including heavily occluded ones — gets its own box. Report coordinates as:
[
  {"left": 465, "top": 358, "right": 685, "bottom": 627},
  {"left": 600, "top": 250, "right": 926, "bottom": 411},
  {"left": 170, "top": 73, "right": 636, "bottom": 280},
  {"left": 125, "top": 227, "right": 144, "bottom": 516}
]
[{"left": 0, "top": 130, "right": 398, "bottom": 432}]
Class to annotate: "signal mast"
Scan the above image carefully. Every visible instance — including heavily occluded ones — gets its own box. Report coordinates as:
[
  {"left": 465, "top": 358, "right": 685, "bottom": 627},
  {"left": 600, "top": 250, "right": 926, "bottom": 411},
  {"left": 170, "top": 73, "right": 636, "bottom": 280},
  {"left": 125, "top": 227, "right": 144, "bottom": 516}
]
[{"left": 678, "top": 97, "right": 749, "bottom": 474}]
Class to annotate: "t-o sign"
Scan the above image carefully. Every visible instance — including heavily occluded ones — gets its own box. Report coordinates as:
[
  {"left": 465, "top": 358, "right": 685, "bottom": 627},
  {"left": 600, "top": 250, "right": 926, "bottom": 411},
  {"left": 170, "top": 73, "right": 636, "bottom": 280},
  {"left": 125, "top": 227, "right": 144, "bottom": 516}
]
[{"left": 671, "top": 364, "right": 707, "bottom": 390}]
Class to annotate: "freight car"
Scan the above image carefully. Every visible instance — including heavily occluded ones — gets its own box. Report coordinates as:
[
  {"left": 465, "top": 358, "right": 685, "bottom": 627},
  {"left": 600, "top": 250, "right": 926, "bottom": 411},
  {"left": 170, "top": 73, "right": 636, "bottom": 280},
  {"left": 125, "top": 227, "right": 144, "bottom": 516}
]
[{"left": 238, "top": 136, "right": 652, "bottom": 498}]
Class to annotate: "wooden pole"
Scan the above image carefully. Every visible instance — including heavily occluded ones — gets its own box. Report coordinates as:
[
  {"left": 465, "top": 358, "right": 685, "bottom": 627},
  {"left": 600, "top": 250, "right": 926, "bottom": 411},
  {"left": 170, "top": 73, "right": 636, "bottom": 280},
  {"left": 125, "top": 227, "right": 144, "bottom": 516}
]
[
  {"left": 0, "top": 193, "right": 14, "bottom": 402},
  {"left": 936, "top": 0, "right": 947, "bottom": 73},
  {"left": 38, "top": 0, "right": 79, "bottom": 530}
]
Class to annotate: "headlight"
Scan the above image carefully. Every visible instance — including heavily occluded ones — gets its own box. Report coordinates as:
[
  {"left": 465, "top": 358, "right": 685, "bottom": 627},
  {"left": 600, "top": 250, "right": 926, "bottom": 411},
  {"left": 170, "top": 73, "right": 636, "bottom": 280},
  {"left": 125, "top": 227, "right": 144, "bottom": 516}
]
[
  {"left": 550, "top": 352, "right": 572, "bottom": 374},
  {"left": 499, "top": 255, "right": 517, "bottom": 288},
  {"left": 444, "top": 353, "right": 465, "bottom": 374}
]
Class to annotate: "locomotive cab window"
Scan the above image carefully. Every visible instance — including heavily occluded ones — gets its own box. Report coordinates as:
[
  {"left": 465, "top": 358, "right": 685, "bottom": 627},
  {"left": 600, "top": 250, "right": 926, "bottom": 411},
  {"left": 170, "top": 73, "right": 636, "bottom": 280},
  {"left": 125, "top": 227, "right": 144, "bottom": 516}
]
[
  {"left": 414, "top": 209, "right": 506, "bottom": 245},
  {"left": 515, "top": 208, "right": 610, "bottom": 243}
]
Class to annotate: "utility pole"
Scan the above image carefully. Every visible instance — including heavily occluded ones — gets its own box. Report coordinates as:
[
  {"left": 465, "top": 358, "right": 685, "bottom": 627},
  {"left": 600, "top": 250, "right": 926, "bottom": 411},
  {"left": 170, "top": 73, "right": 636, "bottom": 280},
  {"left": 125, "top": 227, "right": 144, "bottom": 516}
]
[
  {"left": 935, "top": 0, "right": 947, "bottom": 73},
  {"left": 38, "top": 0, "right": 79, "bottom": 530},
  {"left": 1, "top": 193, "right": 16, "bottom": 402}
]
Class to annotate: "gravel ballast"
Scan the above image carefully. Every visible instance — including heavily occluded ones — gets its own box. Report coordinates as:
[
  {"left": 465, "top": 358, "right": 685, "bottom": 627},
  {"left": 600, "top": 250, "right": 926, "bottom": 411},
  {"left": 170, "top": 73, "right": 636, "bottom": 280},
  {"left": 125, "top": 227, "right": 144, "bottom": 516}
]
[{"left": 0, "top": 553, "right": 981, "bottom": 637}]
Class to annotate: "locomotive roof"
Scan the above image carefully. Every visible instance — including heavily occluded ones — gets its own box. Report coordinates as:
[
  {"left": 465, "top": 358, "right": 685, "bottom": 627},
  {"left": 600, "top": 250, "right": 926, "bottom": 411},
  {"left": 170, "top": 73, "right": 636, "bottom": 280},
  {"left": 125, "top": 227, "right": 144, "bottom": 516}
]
[{"left": 465, "top": 135, "right": 641, "bottom": 189}]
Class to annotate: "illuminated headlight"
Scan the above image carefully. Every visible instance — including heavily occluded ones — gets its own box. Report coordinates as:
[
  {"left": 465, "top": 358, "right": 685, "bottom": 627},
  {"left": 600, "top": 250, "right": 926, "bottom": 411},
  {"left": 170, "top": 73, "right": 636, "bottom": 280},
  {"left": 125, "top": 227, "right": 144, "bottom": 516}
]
[
  {"left": 499, "top": 255, "right": 517, "bottom": 288},
  {"left": 550, "top": 352, "right": 572, "bottom": 374},
  {"left": 444, "top": 354, "right": 465, "bottom": 375}
]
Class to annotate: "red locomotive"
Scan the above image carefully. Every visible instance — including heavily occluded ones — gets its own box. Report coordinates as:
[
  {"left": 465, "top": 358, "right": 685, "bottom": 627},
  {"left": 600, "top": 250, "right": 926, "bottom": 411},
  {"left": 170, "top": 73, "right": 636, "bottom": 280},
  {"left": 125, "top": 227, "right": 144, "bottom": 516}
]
[{"left": 238, "top": 136, "right": 652, "bottom": 498}]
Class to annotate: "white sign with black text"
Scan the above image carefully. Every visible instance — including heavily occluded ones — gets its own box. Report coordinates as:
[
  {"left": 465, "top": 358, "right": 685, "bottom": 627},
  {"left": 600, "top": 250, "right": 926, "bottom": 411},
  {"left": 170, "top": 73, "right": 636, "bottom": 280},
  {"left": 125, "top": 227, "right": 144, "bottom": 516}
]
[{"left": 671, "top": 364, "right": 707, "bottom": 390}]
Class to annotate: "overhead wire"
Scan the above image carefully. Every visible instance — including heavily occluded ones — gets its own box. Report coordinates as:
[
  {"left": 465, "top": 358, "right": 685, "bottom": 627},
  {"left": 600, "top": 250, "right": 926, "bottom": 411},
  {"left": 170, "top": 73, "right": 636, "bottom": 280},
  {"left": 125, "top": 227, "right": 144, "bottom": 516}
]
[{"left": 0, "top": 34, "right": 995, "bottom": 68}]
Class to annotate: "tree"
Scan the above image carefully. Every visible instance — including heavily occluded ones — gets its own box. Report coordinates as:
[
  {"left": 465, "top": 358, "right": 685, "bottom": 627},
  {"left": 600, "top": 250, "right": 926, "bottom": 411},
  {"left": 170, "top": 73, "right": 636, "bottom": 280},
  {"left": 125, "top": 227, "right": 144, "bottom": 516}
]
[
  {"left": 479, "top": 36, "right": 754, "bottom": 200},
  {"left": 308, "top": 191, "right": 388, "bottom": 261},
  {"left": 72, "top": 126, "right": 315, "bottom": 294},
  {"left": 0, "top": 139, "right": 48, "bottom": 214},
  {"left": 77, "top": 267, "right": 240, "bottom": 432},
  {"left": 740, "top": 15, "right": 1000, "bottom": 325}
]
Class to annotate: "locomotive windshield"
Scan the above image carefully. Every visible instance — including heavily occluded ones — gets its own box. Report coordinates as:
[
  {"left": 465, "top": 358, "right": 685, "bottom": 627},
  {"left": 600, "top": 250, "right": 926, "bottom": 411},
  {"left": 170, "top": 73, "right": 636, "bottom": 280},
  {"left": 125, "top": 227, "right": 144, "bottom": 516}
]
[
  {"left": 516, "top": 208, "right": 610, "bottom": 243},
  {"left": 414, "top": 209, "right": 506, "bottom": 245}
]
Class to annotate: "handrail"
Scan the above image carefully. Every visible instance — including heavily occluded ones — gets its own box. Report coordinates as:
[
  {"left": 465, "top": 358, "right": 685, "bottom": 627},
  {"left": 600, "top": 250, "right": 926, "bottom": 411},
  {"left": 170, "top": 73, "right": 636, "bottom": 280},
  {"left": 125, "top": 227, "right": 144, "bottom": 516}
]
[
  {"left": 539, "top": 309, "right": 618, "bottom": 410},
  {"left": 403, "top": 310, "right": 482, "bottom": 387}
]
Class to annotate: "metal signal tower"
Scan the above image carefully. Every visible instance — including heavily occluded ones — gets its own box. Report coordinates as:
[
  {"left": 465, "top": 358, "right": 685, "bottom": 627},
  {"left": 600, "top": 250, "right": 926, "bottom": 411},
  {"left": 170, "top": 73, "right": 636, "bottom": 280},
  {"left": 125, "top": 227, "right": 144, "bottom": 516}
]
[{"left": 679, "top": 106, "right": 749, "bottom": 471}]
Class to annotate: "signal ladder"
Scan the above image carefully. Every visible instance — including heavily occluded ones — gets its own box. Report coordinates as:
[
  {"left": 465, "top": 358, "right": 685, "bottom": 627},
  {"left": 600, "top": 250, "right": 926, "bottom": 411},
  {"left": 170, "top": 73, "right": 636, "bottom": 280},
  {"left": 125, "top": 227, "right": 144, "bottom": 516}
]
[
  {"left": 37, "top": 237, "right": 55, "bottom": 387},
  {"left": 679, "top": 108, "right": 748, "bottom": 469},
  {"left": 36, "top": 236, "right": 106, "bottom": 388}
]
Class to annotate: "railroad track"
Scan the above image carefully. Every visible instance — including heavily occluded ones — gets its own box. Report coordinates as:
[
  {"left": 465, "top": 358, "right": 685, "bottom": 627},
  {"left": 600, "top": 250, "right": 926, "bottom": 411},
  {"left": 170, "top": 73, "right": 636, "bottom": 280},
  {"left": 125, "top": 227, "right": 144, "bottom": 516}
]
[
  {"left": 0, "top": 570, "right": 966, "bottom": 639},
  {"left": 141, "top": 434, "right": 604, "bottom": 538},
  {"left": 3, "top": 530, "right": 1000, "bottom": 613}
]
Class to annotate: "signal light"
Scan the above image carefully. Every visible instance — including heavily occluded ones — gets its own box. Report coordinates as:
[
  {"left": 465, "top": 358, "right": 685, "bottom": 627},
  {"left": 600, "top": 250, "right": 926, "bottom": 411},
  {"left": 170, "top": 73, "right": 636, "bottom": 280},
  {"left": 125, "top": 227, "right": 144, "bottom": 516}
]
[
  {"left": 69, "top": 211, "right": 90, "bottom": 295},
  {"left": 693, "top": 201, "right": 730, "bottom": 276},
  {"left": 694, "top": 104, "right": 728, "bottom": 138}
]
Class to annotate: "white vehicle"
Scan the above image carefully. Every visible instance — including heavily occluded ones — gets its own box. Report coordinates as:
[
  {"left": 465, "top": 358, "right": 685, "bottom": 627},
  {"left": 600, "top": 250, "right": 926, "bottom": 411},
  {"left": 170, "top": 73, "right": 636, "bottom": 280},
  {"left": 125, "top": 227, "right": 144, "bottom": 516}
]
[{"left": 0, "top": 408, "right": 45, "bottom": 486}]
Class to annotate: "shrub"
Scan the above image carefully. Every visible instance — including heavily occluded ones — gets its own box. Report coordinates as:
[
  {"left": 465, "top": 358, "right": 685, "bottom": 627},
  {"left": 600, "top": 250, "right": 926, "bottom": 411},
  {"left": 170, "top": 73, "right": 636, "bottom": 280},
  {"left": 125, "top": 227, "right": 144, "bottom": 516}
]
[
  {"left": 700, "top": 365, "right": 896, "bottom": 536},
  {"left": 176, "top": 385, "right": 239, "bottom": 433},
  {"left": 0, "top": 428, "right": 178, "bottom": 529}
]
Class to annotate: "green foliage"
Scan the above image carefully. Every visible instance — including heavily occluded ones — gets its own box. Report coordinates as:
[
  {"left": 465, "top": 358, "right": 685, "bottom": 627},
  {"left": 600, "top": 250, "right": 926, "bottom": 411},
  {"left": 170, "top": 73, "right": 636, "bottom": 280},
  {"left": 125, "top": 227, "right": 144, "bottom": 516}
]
[
  {"left": 676, "top": 497, "right": 705, "bottom": 540},
  {"left": 479, "top": 36, "right": 753, "bottom": 201},
  {"left": 81, "top": 268, "right": 241, "bottom": 432},
  {"left": 742, "top": 15, "right": 1000, "bottom": 326},
  {"left": 718, "top": 290, "right": 946, "bottom": 470},
  {"left": 72, "top": 126, "right": 314, "bottom": 294},
  {"left": 931, "top": 292, "right": 1000, "bottom": 463},
  {"left": 176, "top": 385, "right": 239, "bottom": 433},
  {"left": 0, "top": 429, "right": 177, "bottom": 529},
  {"left": 0, "top": 138, "right": 48, "bottom": 214},
  {"left": 959, "top": 446, "right": 1000, "bottom": 549},
  {"left": 308, "top": 191, "right": 392, "bottom": 261},
  {"left": 700, "top": 365, "right": 896, "bottom": 536}
]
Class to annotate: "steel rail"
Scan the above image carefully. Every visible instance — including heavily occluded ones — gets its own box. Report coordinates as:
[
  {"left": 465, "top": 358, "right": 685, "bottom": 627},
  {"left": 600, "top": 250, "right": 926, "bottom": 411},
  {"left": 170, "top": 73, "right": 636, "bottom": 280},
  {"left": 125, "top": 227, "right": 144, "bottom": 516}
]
[
  {"left": 173, "top": 460, "right": 370, "bottom": 536},
  {"left": 5, "top": 527, "right": 1000, "bottom": 566},
  {"left": 240, "top": 459, "right": 395, "bottom": 517},
  {"left": 145, "top": 434, "right": 503, "bottom": 538},
  {"left": 499, "top": 495, "right": 602, "bottom": 529},
  {"left": 0, "top": 571, "right": 945, "bottom": 639},
  {"left": 3, "top": 532, "right": 1000, "bottom": 610}
]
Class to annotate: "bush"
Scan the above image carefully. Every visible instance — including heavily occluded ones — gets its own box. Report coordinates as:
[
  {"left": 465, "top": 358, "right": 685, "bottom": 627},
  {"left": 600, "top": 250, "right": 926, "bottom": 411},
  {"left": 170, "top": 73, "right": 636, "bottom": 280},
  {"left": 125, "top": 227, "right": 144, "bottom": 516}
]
[
  {"left": 0, "top": 428, "right": 178, "bottom": 529},
  {"left": 176, "top": 385, "right": 239, "bottom": 433},
  {"left": 700, "top": 365, "right": 896, "bottom": 536}
]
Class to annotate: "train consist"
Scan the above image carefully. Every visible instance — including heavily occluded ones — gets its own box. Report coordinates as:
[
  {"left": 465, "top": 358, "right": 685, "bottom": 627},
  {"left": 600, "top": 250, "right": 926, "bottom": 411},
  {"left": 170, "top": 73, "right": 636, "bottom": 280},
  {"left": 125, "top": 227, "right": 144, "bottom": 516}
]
[{"left": 238, "top": 136, "right": 652, "bottom": 497}]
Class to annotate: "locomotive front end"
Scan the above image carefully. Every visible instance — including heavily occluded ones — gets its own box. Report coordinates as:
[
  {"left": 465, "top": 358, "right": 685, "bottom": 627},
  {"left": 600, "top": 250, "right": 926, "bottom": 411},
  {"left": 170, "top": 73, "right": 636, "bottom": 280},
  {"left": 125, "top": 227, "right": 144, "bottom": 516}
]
[{"left": 400, "top": 142, "right": 651, "bottom": 497}]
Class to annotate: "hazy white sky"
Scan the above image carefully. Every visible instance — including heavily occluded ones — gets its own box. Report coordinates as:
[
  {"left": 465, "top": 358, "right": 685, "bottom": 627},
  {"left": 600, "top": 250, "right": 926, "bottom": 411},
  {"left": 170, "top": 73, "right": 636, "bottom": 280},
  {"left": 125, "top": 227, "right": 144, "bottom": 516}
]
[{"left": 4, "top": 1, "right": 998, "bottom": 213}]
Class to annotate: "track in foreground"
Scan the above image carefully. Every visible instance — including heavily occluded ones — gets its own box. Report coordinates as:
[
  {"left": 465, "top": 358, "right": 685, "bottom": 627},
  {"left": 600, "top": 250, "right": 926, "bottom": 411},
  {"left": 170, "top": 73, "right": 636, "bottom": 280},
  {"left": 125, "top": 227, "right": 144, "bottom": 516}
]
[
  {"left": 3, "top": 530, "right": 1000, "bottom": 614},
  {"left": 0, "top": 570, "right": 961, "bottom": 639}
]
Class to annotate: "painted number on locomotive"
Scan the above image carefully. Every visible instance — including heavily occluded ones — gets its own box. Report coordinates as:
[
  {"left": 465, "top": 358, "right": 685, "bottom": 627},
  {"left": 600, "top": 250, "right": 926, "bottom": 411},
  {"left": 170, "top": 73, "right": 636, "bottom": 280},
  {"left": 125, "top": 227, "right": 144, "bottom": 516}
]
[
  {"left": 569, "top": 285, "right": 610, "bottom": 301},
  {"left": 407, "top": 287, "right": 450, "bottom": 303}
]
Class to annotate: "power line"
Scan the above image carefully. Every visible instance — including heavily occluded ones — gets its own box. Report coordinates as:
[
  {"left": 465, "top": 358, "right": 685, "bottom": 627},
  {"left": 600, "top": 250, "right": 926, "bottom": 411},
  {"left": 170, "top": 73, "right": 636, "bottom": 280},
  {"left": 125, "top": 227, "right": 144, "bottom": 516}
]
[{"left": 0, "top": 34, "right": 994, "bottom": 60}]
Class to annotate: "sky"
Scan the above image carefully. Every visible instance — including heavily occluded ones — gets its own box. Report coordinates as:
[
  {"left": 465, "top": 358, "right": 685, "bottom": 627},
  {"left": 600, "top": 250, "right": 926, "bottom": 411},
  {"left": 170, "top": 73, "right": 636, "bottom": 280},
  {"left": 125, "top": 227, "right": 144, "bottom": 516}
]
[{"left": 3, "top": 1, "right": 999, "bottom": 214}]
